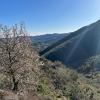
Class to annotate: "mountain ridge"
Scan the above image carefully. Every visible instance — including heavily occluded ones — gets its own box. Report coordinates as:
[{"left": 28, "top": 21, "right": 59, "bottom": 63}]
[
  {"left": 30, "top": 33, "right": 69, "bottom": 51},
  {"left": 40, "top": 20, "right": 100, "bottom": 69}
]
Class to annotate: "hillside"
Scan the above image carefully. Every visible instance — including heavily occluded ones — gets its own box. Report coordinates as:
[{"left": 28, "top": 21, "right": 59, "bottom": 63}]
[
  {"left": 0, "top": 52, "right": 100, "bottom": 100},
  {"left": 31, "top": 33, "right": 68, "bottom": 51},
  {"left": 40, "top": 20, "right": 100, "bottom": 70},
  {"left": 0, "top": 25, "right": 100, "bottom": 100}
]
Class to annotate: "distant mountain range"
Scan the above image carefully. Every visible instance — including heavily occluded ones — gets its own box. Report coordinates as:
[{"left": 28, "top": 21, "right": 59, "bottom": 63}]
[
  {"left": 30, "top": 33, "right": 69, "bottom": 51},
  {"left": 31, "top": 33, "right": 68, "bottom": 43},
  {"left": 40, "top": 20, "right": 100, "bottom": 70}
]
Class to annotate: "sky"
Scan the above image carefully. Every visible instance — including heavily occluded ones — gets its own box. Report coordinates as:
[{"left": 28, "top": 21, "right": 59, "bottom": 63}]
[{"left": 0, "top": 0, "right": 100, "bottom": 35}]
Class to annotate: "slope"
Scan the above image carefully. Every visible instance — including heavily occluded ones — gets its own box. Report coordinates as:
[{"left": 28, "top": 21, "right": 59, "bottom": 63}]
[
  {"left": 30, "top": 33, "right": 68, "bottom": 51},
  {"left": 40, "top": 20, "right": 100, "bottom": 69}
]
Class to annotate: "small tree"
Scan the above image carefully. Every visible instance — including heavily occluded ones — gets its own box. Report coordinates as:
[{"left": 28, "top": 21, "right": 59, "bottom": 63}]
[{"left": 0, "top": 24, "right": 31, "bottom": 91}]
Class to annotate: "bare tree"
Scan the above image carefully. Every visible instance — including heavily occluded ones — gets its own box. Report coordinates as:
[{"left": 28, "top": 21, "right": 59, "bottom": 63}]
[{"left": 0, "top": 24, "right": 31, "bottom": 91}]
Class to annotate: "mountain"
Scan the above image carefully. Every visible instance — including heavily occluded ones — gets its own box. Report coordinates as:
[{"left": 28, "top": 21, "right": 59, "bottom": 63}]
[
  {"left": 31, "top": 33, "right": 68, "bottom": 43},
  {"left": 0, "top": 24, "right": 100, "bottom": 100},
  {"left": 40, "top": 20, "right": 100, "bottom": 70},
  {"left": 30, "top": 33, "right": 68, "bottom": 51}
]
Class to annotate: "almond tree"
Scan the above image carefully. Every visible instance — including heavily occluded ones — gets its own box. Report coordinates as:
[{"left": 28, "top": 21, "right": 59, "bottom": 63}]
[{"left": 0, "top": 24, "right": 31, "bottom": 91}]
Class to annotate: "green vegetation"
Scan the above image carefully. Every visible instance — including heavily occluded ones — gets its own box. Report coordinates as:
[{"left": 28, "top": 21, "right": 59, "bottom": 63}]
[{"left": 0, "top": 25, "right": 100, "bottom": 100}]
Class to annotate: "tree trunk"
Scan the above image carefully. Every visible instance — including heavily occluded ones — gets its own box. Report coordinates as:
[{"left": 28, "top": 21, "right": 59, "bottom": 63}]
[{"left": 12, "top": 75, "right": 18, "bottom": 91}]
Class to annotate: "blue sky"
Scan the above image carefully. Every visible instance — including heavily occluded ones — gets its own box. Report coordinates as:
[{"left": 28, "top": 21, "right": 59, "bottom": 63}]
[{"left": 0, "top": 0, "right": 100, "bottom": 35}]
